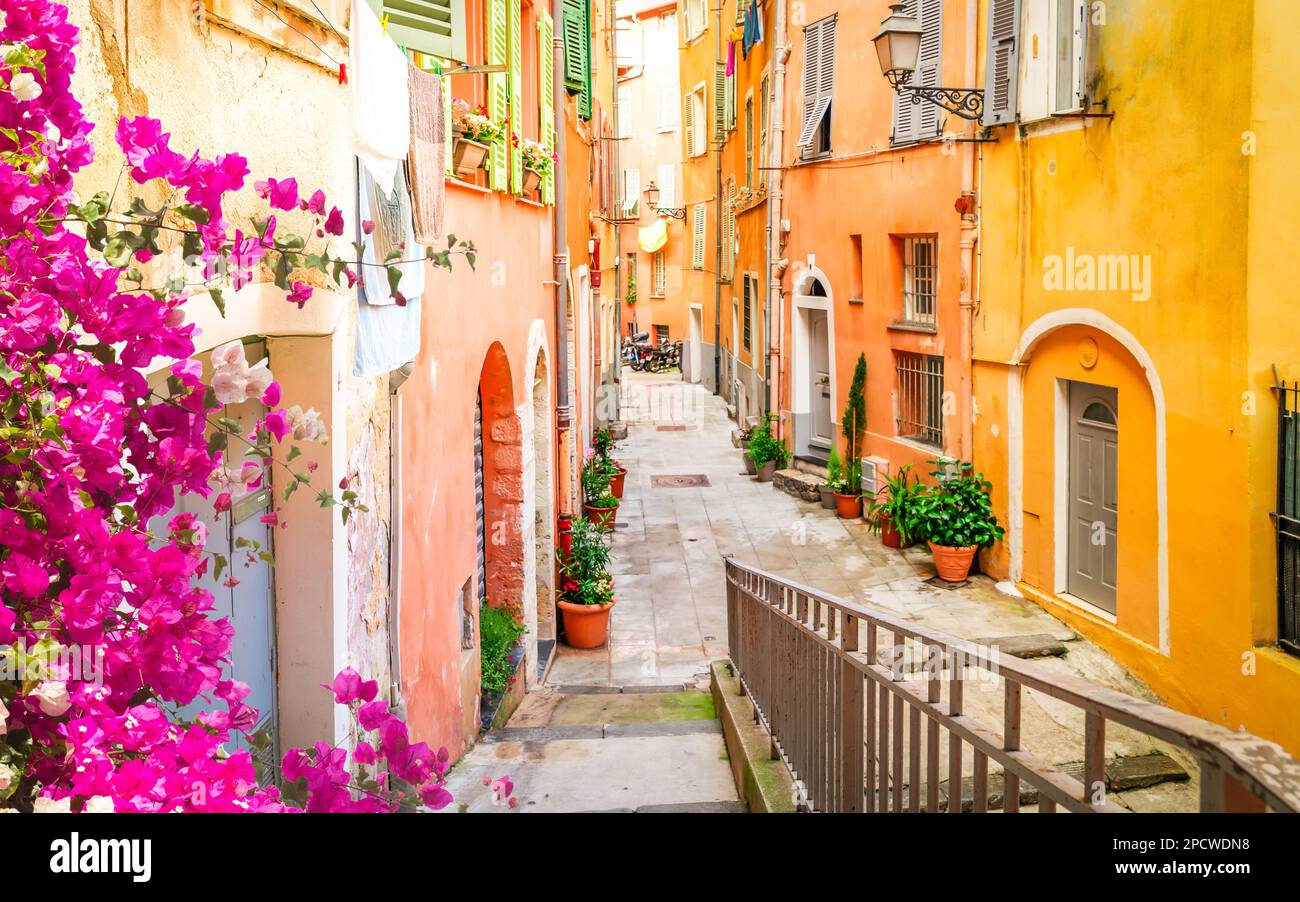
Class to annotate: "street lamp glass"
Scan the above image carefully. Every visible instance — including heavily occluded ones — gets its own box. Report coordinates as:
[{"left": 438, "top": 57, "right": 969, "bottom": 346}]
[
  {"left": 873, "top": 3, "right": 923, "bottom": 78},
  {"left": 643, "top": 181, "right": 660, "bottom": 208}
]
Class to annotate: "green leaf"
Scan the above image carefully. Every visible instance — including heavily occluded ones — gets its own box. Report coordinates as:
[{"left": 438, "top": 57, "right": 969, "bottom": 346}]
[
  {"left": 209, "top": 287, "right": 226, "bottom": 317},
  {"left": 207, "top": 431, "right": 228, "bottom": 455},
  {"left": 175, "top": 203, "right": 210, "bottom": 225}
]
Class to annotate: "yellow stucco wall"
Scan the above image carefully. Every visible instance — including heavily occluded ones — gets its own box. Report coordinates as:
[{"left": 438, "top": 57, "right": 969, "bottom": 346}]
[{"left": 973, "top": 0, "right": 1300, "bottom": 755}]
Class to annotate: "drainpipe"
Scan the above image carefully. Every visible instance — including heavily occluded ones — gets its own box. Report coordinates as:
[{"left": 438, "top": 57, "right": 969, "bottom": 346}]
[
  {"left": 765, "top": 0, "right": 788, "bottom": 423},
  {"left": 712, "top": 0, "right": 723, "bottom": 397},
  {"left": 957, "top": 0, "right": 979, "bottom": 463},
  {"left": 552, "top": 0, "right": 572, "bottom": 515}
]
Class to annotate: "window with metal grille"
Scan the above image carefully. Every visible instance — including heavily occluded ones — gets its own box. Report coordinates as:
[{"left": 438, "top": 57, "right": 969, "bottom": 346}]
[
  {"left": 654, "top": 324, "right": 669, "bottom": 344},
  {"left": 626, "top": 253, "right": 637, "bottom": 299},
  {"left": 895, "top": 352, "right": 945, "bottom": 447},
  {"left": 743, "top": 276, "right": 752, "bottom": 351},
  {"left": 652, "top": 251, "right": 666, "bottom": 295},
  {"left": 903, "top": 236, "right": 938, "bottom": 326},
  {"left": 1275, "top": 381, "right": 1300, "bottom": 656}
]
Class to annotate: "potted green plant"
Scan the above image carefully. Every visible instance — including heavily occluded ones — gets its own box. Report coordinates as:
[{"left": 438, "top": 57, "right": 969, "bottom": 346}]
[
  {"left": 593, "top": 427, "right": 626, "bottom": 498},
  {"left": 479, "top": 604, "right": 526, "bottom": 728},
  {"left": 747, "top": 413, "right": 786, "bottom": 481},
  {"left": 451, "top": 99, "right": 503, "bottom": 177},
  {"left": 820, "top": 448, "right": 842, "bottom": 509},
  {"left": 581, "top": 454, "right": 618, "bottom": 526},
  {"left": 517, "top": 137, "right": 553, "bottom": 195},
  {"left": 832, "top": 353, "right": 868, "bottom": 519},
  {"left": 557, "top": 517, "right": 616, "bottom": 648},
  {"left": 914, "top": 459, "right": 1005, "bottom": 582},
  {"left": 865, "top": 464, "right": 925, "bottom": 548}
]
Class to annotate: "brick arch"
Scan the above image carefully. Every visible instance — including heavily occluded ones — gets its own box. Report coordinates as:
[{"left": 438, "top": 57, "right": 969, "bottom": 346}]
[{"left": 479, "top": 342, "right": 525, "bottom": 620}]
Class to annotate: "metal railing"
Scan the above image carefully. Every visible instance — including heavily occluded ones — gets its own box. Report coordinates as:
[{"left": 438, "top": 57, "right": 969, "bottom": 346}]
[{"left": 724, "top": 556, "right": 1300, "bottom": 813}]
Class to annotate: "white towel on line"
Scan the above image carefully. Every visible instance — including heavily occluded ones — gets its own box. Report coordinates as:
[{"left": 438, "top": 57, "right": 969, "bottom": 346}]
[{"left": 350, "top": 0, "right": 410, "bottom": 192}]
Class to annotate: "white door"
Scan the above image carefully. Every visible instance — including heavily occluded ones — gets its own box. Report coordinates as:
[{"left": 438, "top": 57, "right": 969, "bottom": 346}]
[
  {"left": 1067, "top": 382, "right": 1118, "bottom": 613},
  {"left": 689, "top": 307, "right": 702, "bottom": 383},
  {"left": 810, "top": 310, "right": 833, "bottom": 447}
]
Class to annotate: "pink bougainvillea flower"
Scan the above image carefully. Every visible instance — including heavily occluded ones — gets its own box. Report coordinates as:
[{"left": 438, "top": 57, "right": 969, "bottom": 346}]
[
  {"left": 324, "top": 206, "right": 345, "bottom": 236},
  {"left": 325, "top": 666, "right": 379, "bottom": 705},
  {"left": 255, "top": 176, "right": 299, "bottom": 211},
  {"left": 286, "top": 281, "right": 313, "bottom": 308},
  {"left": 262, "top": 381, "right": 282, "bottom": 406},
  {"left": 362, "top": 219, "right": 375, "bottom": 234},
  {"left": 302, "top": 188, "right": 326, "bottom": 214}
]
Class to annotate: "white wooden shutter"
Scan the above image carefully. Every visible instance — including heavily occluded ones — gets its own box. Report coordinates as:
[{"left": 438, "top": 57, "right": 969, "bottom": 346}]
[
  {"left": 916, "top": 0, "right": 943, "bottom": 138},
  {"left": 714, "top": 62, "right": 727, "bottom": 142},
  {"left": 617, "top": 84, "right": 632, "bottom": 138},
  {"left": 692, "top": 205, "right": 706, "bottom": 269},
  {"left": 658, "top": 79, "right": 676, "bottom": 131},
  {"left": 684, "top": 91, "right": 696, "bottom": 156},
  {"left": 797, "top": 15, "right": 836, "bottom": 149},
  {"left": 623, "top": 168, "right": 640, "bottom": 215},
  {"left": 656, "top": 162, "right": 675, "bottom": 208},
  {"left": 983, "top": 0, "right": 1021, "bottom": 126}
]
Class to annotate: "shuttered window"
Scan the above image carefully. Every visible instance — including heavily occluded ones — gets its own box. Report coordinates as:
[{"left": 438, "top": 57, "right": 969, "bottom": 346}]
[
  {"left": 538, "top": 9, "right": 555, "bottom": 204},
  {"left": 714, "top": 62, "right": 727, "bottom": 143},
  {"left": 759, "top": 72, "right": 769, "bottom": 184},
  {"left": 686, "top": 85, "right": 706, "bottom": 157},
  {"left": 691, "top": 204, "right": 706, "bottom": 270},
  {"left": 1022, "top": 0, "right": 1089, "bottom": 121},
  {"left": 488, "top": 0, "right": 509, "bottom": 191},
  {"left": 797, "top": 14, "right": 837, "bottom": 154},
  {"left": 893, "top": 0, "right": 943, "bottom": 144},
  {"left": 983, "top": 0, "right": 1021, "bottom": 126},
  {"left": 379, "top": 0, "right": 468, "bottom": 61},
  {"left": 742, "top": 275, "right": 752, "bottom": 351},
  {"left": 722, "top": 181, "right": 735, "bottom": 281},
  {"left": 656, "top": 162, "right": 675, "bottom": 207},
  {"left": 508, "top": 0, "right": 524, "bottom": 193},
  {"left": 622, "top": 168, "right": 640, "bottom": 216},
  {"left": 617, "top": 84, "right": 632, "bottom": 138},
  {"left": 652, "top": 251, "right": 666, "bottom": 295},
  {"left": 658, "top": 78, "right": 677, "bottom": 131},
  {"left": 686, "top": 0, "right": 706, "bottom": 39},
  {"left": 744, "top": 94, "right": 753, "bottom": 187},
  {"left": 562, "top": 0, "right": 591, "bottom": 119}
]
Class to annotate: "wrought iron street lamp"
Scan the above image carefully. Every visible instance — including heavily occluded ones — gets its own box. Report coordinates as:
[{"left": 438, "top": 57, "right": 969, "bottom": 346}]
[
  {"left": 874, "top": 2, "right": 984, "bottom": 121},
  {"left": 643, "top": 181, "right": 686, "bottom": 220}
]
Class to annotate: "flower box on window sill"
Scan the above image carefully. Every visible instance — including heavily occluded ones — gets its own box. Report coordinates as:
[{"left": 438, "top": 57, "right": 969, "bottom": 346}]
[
  {"left": 452, "top": 136, "right": 491, "bottom": 178},
  {"left": 522, "top": 166, "right": 542, "bottom": 195}
]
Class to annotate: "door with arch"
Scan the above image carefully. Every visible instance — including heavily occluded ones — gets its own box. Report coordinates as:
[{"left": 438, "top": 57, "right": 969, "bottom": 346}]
[
  {"left": 810, "top": 310, "right": 833, "bottom": 448},
  {"left": 1067, "top": 382, "right": 1119, "bottom": 613}
]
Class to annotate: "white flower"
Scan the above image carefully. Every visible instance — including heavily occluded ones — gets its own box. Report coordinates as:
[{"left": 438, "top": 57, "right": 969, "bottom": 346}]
[
  {"left": 0, "top": 763, "right": 12, "bottom": 792},
  {"left": 8, "top": 71, "right": 41, "bottom": 102},
  {"left": 210, "top": 367, "right": 248, "bottom": 406},
  {"left": 33, "top": 796, "right": 72, "bottom": 814},
  {"left": 243, "top": 358, "right": 273, "bottom": 400},
  {"left": 32, "top": 680, "right": 71, "bottom": 717},
  {"left": 211, "top": 339, "right": 247, "bottom": 370},
  {"left": 84, "top": 796, "right": 115, "bottom": 813},
  {"left": 287, "top": 405, "right": 327, "bottom": 443},
  {"left": 210, "top": 340, "right": 275, "bottom": 406}
]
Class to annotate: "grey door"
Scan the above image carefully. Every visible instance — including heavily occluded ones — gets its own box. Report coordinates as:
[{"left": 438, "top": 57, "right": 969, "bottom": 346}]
[
  {"left": 1067, "top": 382, "right": 1118, "bottom": 613},
  {"left": 810, "top": 310, "right": 833, "bottom": 447}
]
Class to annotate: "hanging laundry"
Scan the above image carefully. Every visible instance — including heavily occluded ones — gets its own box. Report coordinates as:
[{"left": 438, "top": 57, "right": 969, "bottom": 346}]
[
  {"left": 350, "top": 0, "right": 410, "bottom": 193},
  {"left": 359, "top": 163, "right": 424, "bottom": 308},
  {"left": 638, "top": 219, "right": 667, "bottom": 254},
  {"left": 355, "top": 162, "right": 424, "bottom": 378},
  {"left": 407, "top": 61, "right": 445, "bottom": 243},
  {"left": 743, "top": 1, "right": 763, "bottom": 58},
  {"left": 726, "top": 39, "right": 736, "bottom": 76}
]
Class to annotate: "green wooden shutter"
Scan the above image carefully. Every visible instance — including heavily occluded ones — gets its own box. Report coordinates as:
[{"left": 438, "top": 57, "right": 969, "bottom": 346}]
[
  {"left": 488, "top": 0, "right": 509, "bottom": 191},
  {"left": 714, "top": 62, "right": 726, "bottom": 143},
  {"left": 509, "top": 0, "right": 523, "bottom": 194},
  {"left": 983, "top": 0, "right": 1021, "bottom": 126},
  {"left": 382, "top": 0, "right": 468, "bottom": 62},
  {"left": 562, "top": 0, "right": 591, "bottom": 119},
  {"left": 539, "top": 10, "right": 555, "bottom": 204}
]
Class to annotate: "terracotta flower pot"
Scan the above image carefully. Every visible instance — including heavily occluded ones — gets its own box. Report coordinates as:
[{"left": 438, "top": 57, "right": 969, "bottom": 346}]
[
  {"left": 880, "top": 513, "right": 911, "bottom": 549},
  {"left": 755, "top": 461, "right": 776, "bottom": 482},
  {"left": 743, "top": 453, "right": 757, "bottom": 475},
  {"left": 929, "top": 542, "right": 978, "bottom": 582},
  {"left": 558, "top": 599, "right": 615, "bottom": 649},
  {"left": 609, "top": 466, "right": 627, "bottom": 499},
  {"left": 523, "top": 167, "right": 542, "bottom": 194},
  {"left": 452, "top": 136, "right": 490, "bottom": 177},
  {"left": 834, "top": 492, "right": 863, "bottom": 519},
  {"left": 818, "top": 485, "right": 836, "bottom": 510},
  {"left": 583, "top": 501, "right": 618, "bottom": 527}
]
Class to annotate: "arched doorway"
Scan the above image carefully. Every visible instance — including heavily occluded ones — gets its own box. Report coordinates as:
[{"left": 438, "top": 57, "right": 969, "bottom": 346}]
[
  {"left": 476, "top": 342, "right": 524, "bottom": 633},
  {"left": 528, "top": 347, "right": 555, "bottom": 685},
  {"left": 791, "top": 265, "right": 836, "bottom": 460}
]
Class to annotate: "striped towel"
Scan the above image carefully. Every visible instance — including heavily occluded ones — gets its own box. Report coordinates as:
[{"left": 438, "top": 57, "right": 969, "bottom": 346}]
[{"left": 408, "top": 61, "right": 445, "bottom": 243}]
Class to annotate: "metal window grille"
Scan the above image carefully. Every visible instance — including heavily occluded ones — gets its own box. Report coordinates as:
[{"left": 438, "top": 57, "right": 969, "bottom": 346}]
[
  {"left": 1275, "top": 381, "right": 1300, "bottom": 656},
  {"left": 895, "top": 352, "right": 944, "bottom": 448},
  {"left": 743, "top": 276, "right": 752, "bottom": 351},
  {"left": 904, "top": 237, "right": 937, "bottom": 326},
  {"left": 654, "top": 324, "right": 669, "bottom": 344},
  {"left": 653, "top": 251, "right": 666, "bottom": 294}
]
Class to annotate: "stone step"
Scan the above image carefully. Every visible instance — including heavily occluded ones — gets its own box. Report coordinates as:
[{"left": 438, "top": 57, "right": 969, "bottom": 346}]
[
  {"left": 773, "top": 468, "right": 822, "bottom": 503},
  {"left": 793, "top": 454, "right": 830, "bottom": 481},
  {"left": 970, "top": 633, "right": 1070, "bottom": 659}
]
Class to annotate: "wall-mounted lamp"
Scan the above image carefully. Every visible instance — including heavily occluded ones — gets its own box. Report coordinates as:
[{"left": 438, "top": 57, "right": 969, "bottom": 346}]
[
  {"left": 643, "top": 181, "right": 686, "bottom": 220},
  {"left": 874, "top": 2, "right": 984, "bottom": 121}
]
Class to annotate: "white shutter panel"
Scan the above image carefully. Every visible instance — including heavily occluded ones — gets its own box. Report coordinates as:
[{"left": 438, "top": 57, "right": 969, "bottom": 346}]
[
  {"left": 917, "top": 0, "right": 943, "bottom": 138},
  {"left": 799, "top": 18, "right": 822, "bottom": 147},
  {"left": 983, "top": 0, "right": 1021, "bottom": 126},
  {"left": 657, "top": 163, "right": 675, "bottom": 208},
  {"left": 714, "top": 62, "right": 727, "bottom": 142},
  {"left": 617, "top": 84, "right": 632, "bottom": 138},
  {"left": 1073, "top": 0, "right": 1090, "bottom": 108},
  {"left": 692, "top": 205, "right": 706, "bottom": 269},
  {"left": 623, "top": 168, "right": 640, "bottom": 215},
  {"left": 684, "top": 91, "right": 696, "bottom": 156}
]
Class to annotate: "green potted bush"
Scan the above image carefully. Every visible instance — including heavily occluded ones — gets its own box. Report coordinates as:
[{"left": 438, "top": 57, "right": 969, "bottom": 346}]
[
  {"left": 820, "top": 448, "right": 841, "bottom": 509},
  {"left": 557, "top": 517, "right": 616, "bottom": 648},
  {"left": 581, "top": 453, "right": 618, "bottom": 527},
  {"left": 833, "top": 353, "right": 868, "bottom": 518},
  {"left": 747, "top": 413, "right": 787, "bottom": 482},
  {"left": 865, "top": 464, "right": 925, "bottom": 548},
  {"left": 479, "top": 605, "right": 526, "bottom": 727},
  {"left": 593, "top": 427, "right": 626, "bottom": 498},
  {"left": 914, "top": 459, "right": 1005, "bottom": 582}
]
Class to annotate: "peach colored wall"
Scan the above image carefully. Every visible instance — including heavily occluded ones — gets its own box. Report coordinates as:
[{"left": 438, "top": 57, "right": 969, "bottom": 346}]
[
  {"left": 399, "top": 185, "right": 554, "bottom": 760},
  {"left": 777, "top": 0, "right": 970, "bottom": 474}
]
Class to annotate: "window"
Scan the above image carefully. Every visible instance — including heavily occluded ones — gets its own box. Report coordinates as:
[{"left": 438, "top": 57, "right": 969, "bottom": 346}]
[
  {"left": 626, "top": 253, "right": 637, "bottom": 299},
  {"left": 983, "top": 0, "right": 1021, "bottom": 126},
  {"left": 686, "top": 84, "right": 707, "bottom": 157},
  {"left": 1275, "top": 380, "right": 1300, "bottom": 656},
  {"left": 652, "top": 251, "right": 666, "bottom": 295},
  {"left": 744, "top": 94, "right": 754, "bottom": 187},
  {"left": 721, "top": 181, "right": 735, "bottom": 281},
  {"left": 658, "top": 78, "right": 677, "bottom": 132},
  {"left": 654, "top": 324, "right": 670, "bottom": 344},
  {"left": 797, "top": 14, "right": 837, "bottom": 156},
  {"left": 742, "top": 275, "right": 752, "bottom": 351},
  {"left": 849, "top": 234, "right": 864, "bottom": 301},
  {"left": 903, "top": 237, "right": 937, "bottom": 326},
  {"left": 895, "top": 352, "right": 945, "bottom": 448},
  {"left": 714, "top": 62, "right": 727, "bottom": 143},
  {"left": 561, "top": 0, "right": 591, "bottom": 119},
  {"left": 686, "top": 0, "right": 706, "bottom": 40},
  {"left": 892, "top": 0, "right": 942, "bottom": 144},
  {"left": 691, "top": 204, "right": 706, "bottom": 269},
  {"left": 377, "top": 0, "right": 467, "bottom": 60},
  {"left": 759, "top": 72, "right": 769, "bottom": 184},
  {"left": 1019, "top": 0, "right": 1089, "bottom": 121},
  {"left": 622, "top": 168, "right": 640, "bottom": 218},
  {"left": 616, "top": 83, "right": 632, "bottom": 138},
  {"left": 656, "top": 162, "right": 676, "bottom": 207}
]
